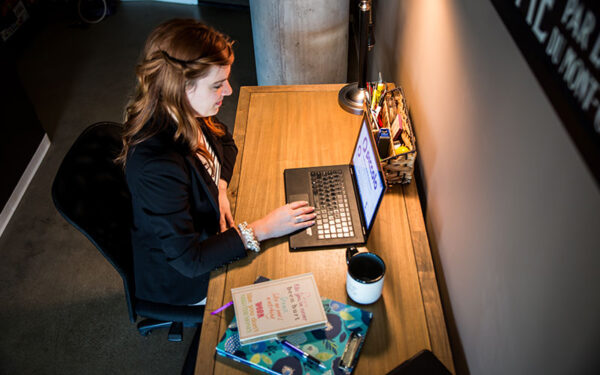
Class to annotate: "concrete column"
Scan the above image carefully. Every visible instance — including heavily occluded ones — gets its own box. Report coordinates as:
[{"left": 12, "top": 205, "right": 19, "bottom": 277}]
[{"left": 249, "top": 0, "right": 349, "bottom": 85}]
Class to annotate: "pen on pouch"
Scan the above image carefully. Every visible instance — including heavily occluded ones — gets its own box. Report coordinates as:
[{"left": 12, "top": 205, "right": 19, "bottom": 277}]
[
  {"left": 277, "top": 338, "right": 327, "bottom": 370},
  {"left": 210, "top": 301, "right": 233, "bottom": 315}
]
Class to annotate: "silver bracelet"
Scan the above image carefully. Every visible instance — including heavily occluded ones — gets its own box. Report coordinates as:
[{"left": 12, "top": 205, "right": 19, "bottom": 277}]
[{"left": 238, "top": 222, "right": 260, "bottom": 253}]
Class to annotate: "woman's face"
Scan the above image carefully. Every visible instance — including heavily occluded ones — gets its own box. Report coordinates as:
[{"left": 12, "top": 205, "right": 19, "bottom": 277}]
[{"left": 186, "top": 64, "right": 232, "bottom": 117}]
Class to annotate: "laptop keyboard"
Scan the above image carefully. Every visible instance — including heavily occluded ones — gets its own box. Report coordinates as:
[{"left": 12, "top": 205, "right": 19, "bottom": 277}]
[{"left": 310, "top": 170, "right": 354, "bottom": 240}]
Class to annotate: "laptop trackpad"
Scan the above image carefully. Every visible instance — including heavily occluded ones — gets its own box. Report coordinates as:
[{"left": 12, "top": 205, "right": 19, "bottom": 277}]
[{"left": 288, "top": 194, "right": 309, "bottom": 204}]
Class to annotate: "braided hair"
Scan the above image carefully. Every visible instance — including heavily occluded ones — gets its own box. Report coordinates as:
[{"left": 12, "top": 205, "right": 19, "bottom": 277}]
[{"left": 116, "top": 19, "right": 234, "bottom": 166}]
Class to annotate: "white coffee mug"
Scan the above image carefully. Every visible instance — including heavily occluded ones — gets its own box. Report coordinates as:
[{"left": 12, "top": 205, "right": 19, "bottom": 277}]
[{"left": 345, "top": 247, "right": 386, "bottom": 304}]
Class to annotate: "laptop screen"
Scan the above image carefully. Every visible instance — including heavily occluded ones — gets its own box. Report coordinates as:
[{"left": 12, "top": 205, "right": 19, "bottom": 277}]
[{"left": 351, "top": 119, "right": 386, "bottom": 230}]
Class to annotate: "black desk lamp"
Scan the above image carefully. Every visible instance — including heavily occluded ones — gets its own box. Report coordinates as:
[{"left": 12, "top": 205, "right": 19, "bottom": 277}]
[{"left": 339, "top": 0, "right": 374, "bottom": 115}]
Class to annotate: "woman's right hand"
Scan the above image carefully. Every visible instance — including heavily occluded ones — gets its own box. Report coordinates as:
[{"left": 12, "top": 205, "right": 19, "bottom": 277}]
[{"left": 250, "top": 201, "right": 316, "bottom": 241}]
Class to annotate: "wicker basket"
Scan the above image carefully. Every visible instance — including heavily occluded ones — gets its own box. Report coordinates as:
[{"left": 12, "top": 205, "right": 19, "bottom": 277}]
[{"left": 365, "top": 84, "right": 417, "bottom": 185}]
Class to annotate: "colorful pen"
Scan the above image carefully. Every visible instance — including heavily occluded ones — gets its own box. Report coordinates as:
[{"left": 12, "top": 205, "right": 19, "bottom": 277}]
[
  {"left": 210, "top": 301, "right": 233, "bottom": 315},
  {"left": 277, "top": 339, "right": 327, "bottom": 370}
]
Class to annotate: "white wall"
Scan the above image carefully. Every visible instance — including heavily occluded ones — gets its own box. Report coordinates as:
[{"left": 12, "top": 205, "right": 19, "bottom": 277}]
[{"left": 372, "top": 1, "right": 600, "bottom": 374}]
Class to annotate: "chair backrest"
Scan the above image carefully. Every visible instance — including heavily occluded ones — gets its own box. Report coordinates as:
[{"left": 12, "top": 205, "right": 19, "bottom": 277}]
[{"left": 52, "top": 122, "right": 137, "bottom": 322}]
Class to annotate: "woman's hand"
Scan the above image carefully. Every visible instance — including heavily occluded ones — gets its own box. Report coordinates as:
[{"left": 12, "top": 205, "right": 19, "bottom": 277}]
[
  {"left": 250, "top": 201, "right": 316, "bottom": 241},
  {"left": 218, "top": 179, "right": 234, "bottom": 232}
]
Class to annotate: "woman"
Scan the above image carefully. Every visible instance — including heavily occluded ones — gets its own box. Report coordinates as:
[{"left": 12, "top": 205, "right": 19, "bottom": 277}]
[{"left": 116, "top": 19, "right": 315, "bottom": 306}]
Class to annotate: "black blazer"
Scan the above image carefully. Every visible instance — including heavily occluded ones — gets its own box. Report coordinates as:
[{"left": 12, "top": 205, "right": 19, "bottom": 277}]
[{"left": 125, "top": 118, "right": 247, "bottom": 305}]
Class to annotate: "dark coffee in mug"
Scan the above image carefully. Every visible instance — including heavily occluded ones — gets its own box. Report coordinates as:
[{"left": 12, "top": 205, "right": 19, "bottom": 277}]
[{"left": 348, "top": 253, "right": 385, "bottom": 283}]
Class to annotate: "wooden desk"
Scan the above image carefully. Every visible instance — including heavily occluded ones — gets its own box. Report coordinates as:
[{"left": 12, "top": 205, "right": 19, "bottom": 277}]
[{"left": 195, "top": 84, "right": 454, "bottom": 374}]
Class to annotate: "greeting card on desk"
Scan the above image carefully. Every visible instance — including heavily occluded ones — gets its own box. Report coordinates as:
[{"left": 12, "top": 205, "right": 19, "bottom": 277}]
[
  {"left": 231, "top": 273, "right": 327, "bottom": 345},
  {"left": 216, "top": 298, "right": 373, "bottom": 375}
]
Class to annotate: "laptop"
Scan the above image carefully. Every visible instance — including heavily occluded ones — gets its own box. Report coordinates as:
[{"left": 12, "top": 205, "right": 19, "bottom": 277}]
[{"left": 284, "top": 116, "right": 387, "bottom": 250}]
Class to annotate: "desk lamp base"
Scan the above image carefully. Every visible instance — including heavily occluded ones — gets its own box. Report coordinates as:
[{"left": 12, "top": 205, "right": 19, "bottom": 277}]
[{"left": 338, "top": 83, "right": 366, "bottom": 115}]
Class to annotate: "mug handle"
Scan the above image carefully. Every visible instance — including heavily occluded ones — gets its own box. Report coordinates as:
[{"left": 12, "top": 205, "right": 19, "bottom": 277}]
[{"left": 346, "top": 246, "right": 359, "bottom": 264}]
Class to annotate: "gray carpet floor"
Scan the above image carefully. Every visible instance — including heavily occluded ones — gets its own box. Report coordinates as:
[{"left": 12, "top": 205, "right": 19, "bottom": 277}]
[{"left": 0, "top": 2, "right": 256, "bottom": 374}]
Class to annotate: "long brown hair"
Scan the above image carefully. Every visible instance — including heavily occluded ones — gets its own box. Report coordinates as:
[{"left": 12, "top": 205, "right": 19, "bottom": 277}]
[{"left": 116, "top": 19, "right": 234, "bottom": 166}]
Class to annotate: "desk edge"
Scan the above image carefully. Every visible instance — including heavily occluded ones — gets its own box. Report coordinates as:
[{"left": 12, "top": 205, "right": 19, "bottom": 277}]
[
  {"left": 403, "top": 182, "right": 455, "bottom": 374},
  {"left": 194, "top": 87, "right": 252, "bottom": 374}
]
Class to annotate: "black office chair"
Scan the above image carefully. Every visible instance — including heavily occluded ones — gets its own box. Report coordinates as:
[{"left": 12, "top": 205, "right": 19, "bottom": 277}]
[{"left": 52, "top": 121, "right": 205, "bottom": 342}]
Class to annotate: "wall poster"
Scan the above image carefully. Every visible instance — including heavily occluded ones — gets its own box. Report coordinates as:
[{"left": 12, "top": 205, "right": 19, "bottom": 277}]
[{"left": 491, "top": 0, "right": 600, "bottom": 186}]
